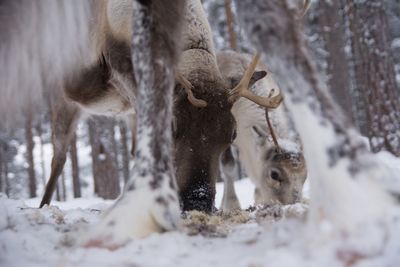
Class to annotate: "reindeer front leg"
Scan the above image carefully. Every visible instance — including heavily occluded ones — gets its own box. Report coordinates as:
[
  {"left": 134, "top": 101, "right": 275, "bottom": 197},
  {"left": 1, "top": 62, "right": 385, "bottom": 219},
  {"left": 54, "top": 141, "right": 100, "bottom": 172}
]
[
  {"left": 85, "top": 0, "right": 186, "bottom": 246},
  {"left": 220, "top": 146, "right": 241, "bottom": 212}
]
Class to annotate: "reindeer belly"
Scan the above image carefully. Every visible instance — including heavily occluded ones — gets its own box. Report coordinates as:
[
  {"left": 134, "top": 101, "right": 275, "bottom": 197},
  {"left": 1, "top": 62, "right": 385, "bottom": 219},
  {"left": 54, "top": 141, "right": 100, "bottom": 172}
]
[{"left": 80, "top": 90, "right": 135, "bottom": 117}]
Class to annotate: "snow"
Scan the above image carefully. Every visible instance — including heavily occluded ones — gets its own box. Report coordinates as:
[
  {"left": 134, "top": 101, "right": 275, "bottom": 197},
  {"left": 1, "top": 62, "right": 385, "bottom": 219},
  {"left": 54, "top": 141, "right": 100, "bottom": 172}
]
[{"left": 1, "top": 171, "right": 400, "bottom": 267}]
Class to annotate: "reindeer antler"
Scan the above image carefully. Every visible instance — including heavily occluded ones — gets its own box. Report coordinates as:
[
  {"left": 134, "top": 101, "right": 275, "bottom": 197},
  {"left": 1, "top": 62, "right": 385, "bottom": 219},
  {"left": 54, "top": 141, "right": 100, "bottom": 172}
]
[
  {"left": 228, "top": 53, "right": 283, "bottom": 109},
  {"left": 176, "top": 73, "right": 208, "bottom": 108},
  {"left": 301, "top": 0, "right": 311, "bottom": 17}
]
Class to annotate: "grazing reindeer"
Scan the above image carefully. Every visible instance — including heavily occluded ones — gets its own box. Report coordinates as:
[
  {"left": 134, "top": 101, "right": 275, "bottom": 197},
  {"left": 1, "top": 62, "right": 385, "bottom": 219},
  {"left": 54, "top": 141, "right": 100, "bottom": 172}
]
[
  {"left": 0, "top": 0, "right": 282, "bottom": 243},
  {"left": 33, "top": 0, "right": 283, "bottom": 212},
  {"left": 217, "top": 51, "right": 307, "bottom": 212}
]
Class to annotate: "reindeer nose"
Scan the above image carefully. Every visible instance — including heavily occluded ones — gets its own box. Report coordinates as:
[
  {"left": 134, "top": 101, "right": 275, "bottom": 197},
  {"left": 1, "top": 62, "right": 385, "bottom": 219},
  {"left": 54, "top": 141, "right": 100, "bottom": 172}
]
[
  {"left": 292, "top": 190, "right": 301, "bottom": 202},
  {"left": 180, "top": 185, "right": 215, "bottom": 213}
]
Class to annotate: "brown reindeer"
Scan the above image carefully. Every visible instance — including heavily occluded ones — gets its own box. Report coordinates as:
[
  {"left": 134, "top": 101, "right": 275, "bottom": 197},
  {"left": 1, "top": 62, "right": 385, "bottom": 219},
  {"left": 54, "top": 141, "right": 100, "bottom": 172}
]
[
  {"left": 35, "top": 0, "right": 283, "bottom": 213},
  {"left": 0, "top": 0, "right": 286, "bottom": 243}
]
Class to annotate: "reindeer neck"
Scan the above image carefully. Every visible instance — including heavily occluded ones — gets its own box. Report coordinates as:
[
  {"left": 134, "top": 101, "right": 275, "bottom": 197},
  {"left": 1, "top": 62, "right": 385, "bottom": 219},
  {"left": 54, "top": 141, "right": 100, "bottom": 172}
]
[{"left": 181, "top": 0, "right": 216, "bottom": 56}]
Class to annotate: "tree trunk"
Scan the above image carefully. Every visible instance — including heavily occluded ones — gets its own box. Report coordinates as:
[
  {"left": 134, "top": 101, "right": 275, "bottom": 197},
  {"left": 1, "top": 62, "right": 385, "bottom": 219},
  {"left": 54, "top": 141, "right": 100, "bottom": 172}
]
[
  {"left": 108, "top": 120, "right": 120, "bottom": 178},
  {"left": 346, "top": 0, "right": 400, "bottom": 156},
  {"left": 36, "top": 120, "right": 47, "bottom": 187},
  {"left": 317, "top": 0, "right": 353, "bottom": 122},
  {"left": 25, "top": 111, "right": 37, "bottom": 198},
  {"left": 119, "top": 121, "right": 131, "bottom": 184},
  {"left": 88, "top": 118, "right": 120, "bottom": 199},
  {"left": 88, "top": 119, "right": 100, "bottom": 195},
  {"left": 70, "top": 133, "right": 81, "bottom": 198}
]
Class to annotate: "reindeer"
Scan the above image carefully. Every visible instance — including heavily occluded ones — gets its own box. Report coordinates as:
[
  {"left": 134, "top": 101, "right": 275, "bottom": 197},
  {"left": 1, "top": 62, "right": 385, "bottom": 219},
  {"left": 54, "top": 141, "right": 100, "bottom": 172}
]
[
  {"left": 32, "top": 0, "right": 282, "bottom": 212},
  {"left": 217, "top": 51, "right": 307, "bottom": 212},
  {"left": 1, "top": 0, "right": 282, "bottom": 218}
]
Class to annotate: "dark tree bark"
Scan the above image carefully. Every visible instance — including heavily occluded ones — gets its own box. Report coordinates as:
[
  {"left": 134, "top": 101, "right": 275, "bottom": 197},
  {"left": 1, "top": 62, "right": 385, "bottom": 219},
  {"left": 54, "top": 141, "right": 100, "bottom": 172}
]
[
  {"left": 386, "top": 0, "right": 400, "bottom": 66},
  {"left": 25, "top": 111, "right": 37, "bottom": 198},
  {"left": 346, "top": 0, "right": 400, "bottom": 156},
  {"left": 119, "top": 121, "right": 131, "bottom": 184},
  {"left": 317, "top": 0, "right": 353, "bottom": 122},
  {"left": 108, "top": 120, "right": 119, "bottom": 177},
  {"left": 88, "top": 118, "right": 120, "bottom": 199},
  {"left": 88, "top": 119, "right": 100, "bottom": 195},
  {"left": 0, "top": 141, "right": 11, "bottom": 197},
  {"left": 70, "top": 132, "right": 81, "bottom": 198}
]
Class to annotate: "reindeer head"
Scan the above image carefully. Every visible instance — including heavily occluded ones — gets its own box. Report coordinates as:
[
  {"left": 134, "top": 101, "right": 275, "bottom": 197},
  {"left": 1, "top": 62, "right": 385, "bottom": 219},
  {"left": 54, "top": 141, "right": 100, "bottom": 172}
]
[
  {"left": 173, "top": 51, "right": 283, "bottom": 212},
  {"left": 252, "top": 126, "right": 307, "bottom": 205}
]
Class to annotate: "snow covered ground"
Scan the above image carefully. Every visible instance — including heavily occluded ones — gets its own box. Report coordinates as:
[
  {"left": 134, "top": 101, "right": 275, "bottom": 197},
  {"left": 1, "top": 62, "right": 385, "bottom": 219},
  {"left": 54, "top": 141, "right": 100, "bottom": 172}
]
[{"left": 1, "top": 172, "right": 400, "bottom": 267}]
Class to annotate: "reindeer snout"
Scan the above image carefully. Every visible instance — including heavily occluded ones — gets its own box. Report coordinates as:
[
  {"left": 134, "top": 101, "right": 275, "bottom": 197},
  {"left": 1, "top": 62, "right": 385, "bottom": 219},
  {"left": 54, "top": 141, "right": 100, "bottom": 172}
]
[{"left": 180, "top": 184, "right": 215, "bottom": 213}]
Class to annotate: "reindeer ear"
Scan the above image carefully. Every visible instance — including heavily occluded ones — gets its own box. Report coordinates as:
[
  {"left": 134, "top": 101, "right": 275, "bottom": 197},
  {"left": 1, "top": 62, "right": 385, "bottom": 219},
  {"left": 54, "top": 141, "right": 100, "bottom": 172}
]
[
  {"left": 252, "top": 125, "right": 267, "bottom": 147},
  {"left": 248, "top": 70, "right": 267, "bottom": 88},
  {"left": 231, "top": 70, "right": 266, "bottom": 89}
]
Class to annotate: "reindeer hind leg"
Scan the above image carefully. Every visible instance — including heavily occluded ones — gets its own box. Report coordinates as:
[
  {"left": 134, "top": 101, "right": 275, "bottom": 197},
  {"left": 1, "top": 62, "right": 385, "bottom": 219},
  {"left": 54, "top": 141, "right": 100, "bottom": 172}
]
[{"left": 40, "top": 99, "right": 81, "bottom": 208}]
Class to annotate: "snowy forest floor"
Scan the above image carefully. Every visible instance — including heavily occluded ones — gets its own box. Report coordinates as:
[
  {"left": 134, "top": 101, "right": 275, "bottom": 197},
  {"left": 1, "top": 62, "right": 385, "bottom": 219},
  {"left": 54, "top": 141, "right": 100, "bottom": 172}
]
[{"left": 1, "top": 175, "right": 400, "bottom": 267}]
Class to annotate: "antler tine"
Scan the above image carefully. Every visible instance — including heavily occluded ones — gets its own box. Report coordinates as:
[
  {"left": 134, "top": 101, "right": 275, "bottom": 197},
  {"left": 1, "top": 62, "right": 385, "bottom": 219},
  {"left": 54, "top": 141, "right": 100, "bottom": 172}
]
[
  {"left": 228, "top": 53, "right": 283, "bottom": 109},
  {"left": 176, "top": 73, "right": 208, "bottom": 108},
  {"left": 301, "top": 0, "right": 311, "bottom": 17}
]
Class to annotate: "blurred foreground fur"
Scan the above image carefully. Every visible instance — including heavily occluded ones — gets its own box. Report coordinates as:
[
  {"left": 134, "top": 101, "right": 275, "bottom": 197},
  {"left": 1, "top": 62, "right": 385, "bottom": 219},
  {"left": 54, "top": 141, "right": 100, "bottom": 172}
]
[{"left": 0, "top": 0, "right": 92, "bottom": 126}]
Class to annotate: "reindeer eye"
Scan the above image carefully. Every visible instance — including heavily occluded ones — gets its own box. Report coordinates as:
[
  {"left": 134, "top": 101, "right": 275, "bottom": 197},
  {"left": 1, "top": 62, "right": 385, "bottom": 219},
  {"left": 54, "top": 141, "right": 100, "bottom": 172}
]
[
  {"left": 231, "top": 129, "right": 237, "bottom": 142},
  {"left": 270, "top": 170, "right": 282, "bottom": 182}
]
